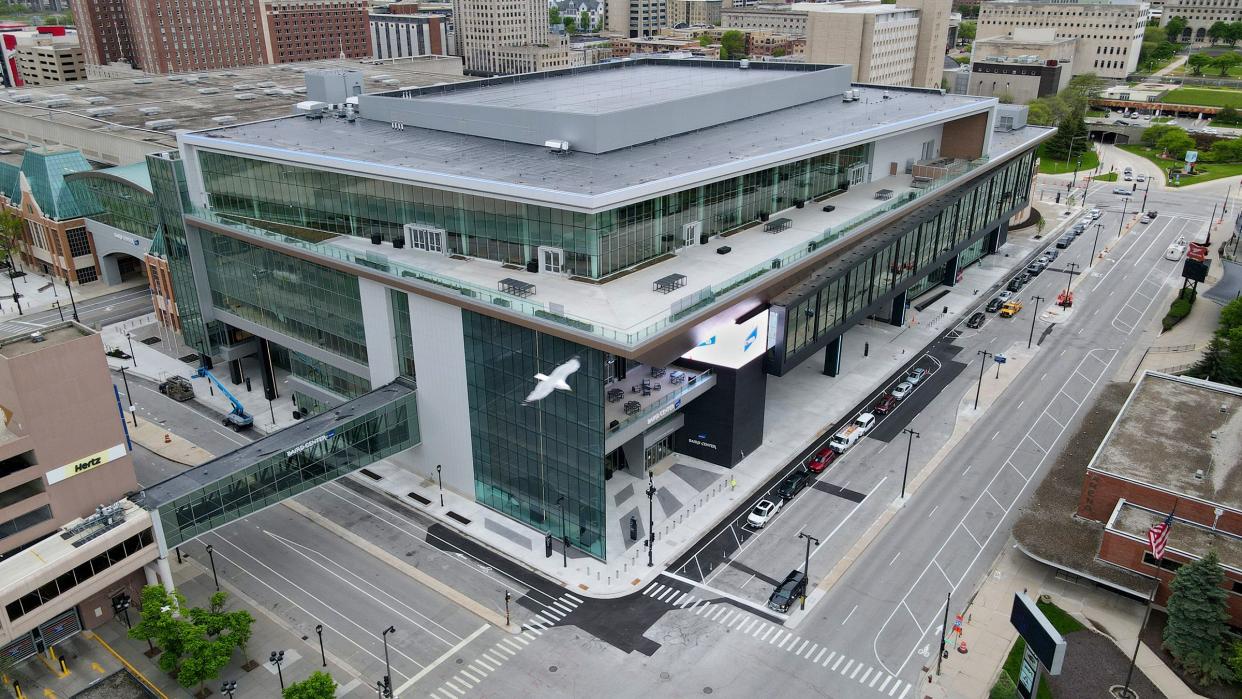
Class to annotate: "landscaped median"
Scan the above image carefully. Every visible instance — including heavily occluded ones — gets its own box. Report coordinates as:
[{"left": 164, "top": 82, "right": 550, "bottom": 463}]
[
  {"left": 1037, "top": 144, "right": 1099, "bottom": 175},
  {"left": 1119, "top": 144, "right": 1242, "bottom": 186}
]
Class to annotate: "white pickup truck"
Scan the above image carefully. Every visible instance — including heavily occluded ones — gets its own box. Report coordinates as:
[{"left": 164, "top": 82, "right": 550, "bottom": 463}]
[{"left": 828, "top": 413, "right": 876, "bottom": 453}]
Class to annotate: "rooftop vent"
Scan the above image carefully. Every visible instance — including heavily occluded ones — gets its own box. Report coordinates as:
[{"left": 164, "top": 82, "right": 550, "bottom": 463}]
[
  {"left": 133, "top": 78, "right": 152, "bottom": 85},
  {"left": 545, "top": 139, "right": 570, "bottom": 155},
  {"left": 738, "top": 59, "right": 750, "bottom": 69},
  {"left": 1211, "top": 430, "right": 1219, "bottom": 439},
  {"left": 1221, "top": 403, "right": 1229, "bottom": 413},
  {"left": 1195, "top": 469, "right": 1205, "bottom": 480},
  {"left": 138, "top": 106, "right": 161, "bottom": 115}
]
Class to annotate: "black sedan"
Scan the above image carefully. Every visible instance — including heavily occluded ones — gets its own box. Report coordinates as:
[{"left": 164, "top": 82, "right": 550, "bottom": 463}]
[
  {"left": 966, "top": 312, "right": 987, "bottom": 329},
  {"left": 776, "top": 469, "right": 812, "bottom": 500},
  {"left": 986, "top": 297, "right": 1005, "bottom": 313}
]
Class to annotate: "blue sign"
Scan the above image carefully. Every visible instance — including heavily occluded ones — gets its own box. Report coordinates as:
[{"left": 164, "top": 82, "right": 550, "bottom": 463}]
[{"left": 994, "top": 354, "right": 1008, "bottom": 364}]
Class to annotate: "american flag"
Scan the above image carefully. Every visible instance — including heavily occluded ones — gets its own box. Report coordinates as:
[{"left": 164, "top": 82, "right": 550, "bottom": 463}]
[{"left": 1148, "top": 511, "right": 1174, "bottom": 560}]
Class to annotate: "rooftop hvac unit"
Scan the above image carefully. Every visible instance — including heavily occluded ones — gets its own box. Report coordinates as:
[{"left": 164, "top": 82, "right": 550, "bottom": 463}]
[
  {"left": 84, "top": 96, "right": 108, "bottom": 104},
  {"left": 198, "top": 87, "right": 220, "bottom": 95},
  {"left": 86, "top": 107, "right": 116, "bottom": 117},
  {"left": 10, "top": 94, "right": 31, "bottom": 103},
  {"left": 263, "top": 88, "right": 281, "bottom": 96},
  {"left": 738, "top": 59, "right": 750, "bottom": 69},
  {"left": 235, "top": 93, "right": 257, "bottom": 101},
  {"left": 545, "top": 139, "right": 570, "bottom": 154},
  {"left": 42, "top": 98, "right": 70, "bottom": 108},
  {"left": 132, "top": 78, "right": 152, "bottom": 84},
  {"left": 232, "top": 83, "right": 254, "bottom": 91},
  {"left": 255, "top": 81, "right": 276, "bottom": 88},
  {"left": 138, "top": 106, "right": 161, "bottom": 115},
  {"left": 145, "top": 118, "right": 178, "bottom": 130},
  {"left": 212, "top": 115, "right": 237, "bottom": 125},
  {"left": 167, "top": 75, "right": 183, "bottom": 81},
  {"left": 369, "top": 74, "right": 392, "bottom": 82}
]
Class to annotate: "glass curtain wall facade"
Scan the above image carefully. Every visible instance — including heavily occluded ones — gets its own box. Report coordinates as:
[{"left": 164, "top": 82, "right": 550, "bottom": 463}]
[
  {"left": 156, "top": 387, "right": 420, "bottom": 548},
  {"left": 147, "top": 152, "right": 225, "bottom": 355},
  {"left": 198, "top": 230, "right": 369, "bottom": 364},
  {"left": 63, "top": 175, "right": 158, "bottom": 240},
  {"left": 290, "top": 350, "right": 371, "bottom": 399},
  {"left": 779, "top": 149, "right": 1035, "bottom": 362},
  {"left": 389, "top": 289, "right": 417, "bottom": 379},
  {"left": 462, "top": 311, "right": 607, "bottom": 559},
  {"left": 193, "top": 145, "right": 869, "bottom": 280}
]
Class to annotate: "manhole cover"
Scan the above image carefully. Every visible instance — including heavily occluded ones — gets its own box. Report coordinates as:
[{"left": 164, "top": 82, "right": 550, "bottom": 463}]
[
  {"left": 549, "top": 666, "right": 558, "bottom": 673},
  {"left": 455, "top": 658, "right": 463, "bottom": 665},
  {"left": 660, "top": 672, "right": 671, "bottom": 680},
  {"left": 703, "top": 688, "right": 713, "bottom": 694}
]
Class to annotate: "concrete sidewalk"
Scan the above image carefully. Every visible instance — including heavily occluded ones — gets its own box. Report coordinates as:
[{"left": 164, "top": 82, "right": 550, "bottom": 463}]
[
  {"left": 0, "top": 267, "right": 146, "bottom": 318},
  {"left": 936, "top": 542, "right": 1201, "bottom": 699}
]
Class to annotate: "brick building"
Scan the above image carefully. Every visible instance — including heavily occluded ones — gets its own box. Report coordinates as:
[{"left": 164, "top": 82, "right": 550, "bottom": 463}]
[{"left": 1077, "top": 372, "right": 1242, "bottom": 621}]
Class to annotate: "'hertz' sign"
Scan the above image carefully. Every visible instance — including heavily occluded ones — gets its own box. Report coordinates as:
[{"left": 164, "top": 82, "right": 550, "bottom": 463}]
[{"left": 46, "top": 444, "right": 126, "bottom": 485}]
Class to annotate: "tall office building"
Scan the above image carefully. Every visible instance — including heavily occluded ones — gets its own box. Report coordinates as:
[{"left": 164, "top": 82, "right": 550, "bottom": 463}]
[
  {"left": 152, "top": 60, "right": 1049, "bottom": 561},
  {"left": 453, "top": 0, "right": 569, "bottom": 74},
  {"left": 803, "top": 0, "right": 952, "bottom": 88},
  {"left": 71, "top": 0, "right": 371, "bottom": 73},
  {"left": 977, "top": 0, "right": 1149, "bottom": 80},
  {"left": 1160, "top": 0, "right": 1241, "bottom": 42},
  {"left": 608, "top": 0, "right": 669, "bottom": 36}
]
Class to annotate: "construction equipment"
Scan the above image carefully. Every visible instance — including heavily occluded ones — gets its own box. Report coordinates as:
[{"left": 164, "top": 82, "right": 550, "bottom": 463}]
[
  {"left": 157, "top": 375, "right": 194, "bottom": 402},
  {"left": 193, "top": 367, "right": 254, "bottom": 430}
]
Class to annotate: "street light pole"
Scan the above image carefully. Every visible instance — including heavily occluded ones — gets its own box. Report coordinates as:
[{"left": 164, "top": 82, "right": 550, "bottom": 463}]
[
  {"left": 1071, "top": 157, "right": 1082, "bottom": 194},
  {"left": 205, "top": 544, "right": 219, "bottom": 591},
  {"left": 1064, "top": 262, "right": 1079, "bottom": 306},
  {"left": 1116, "top": 198, "right": 1130, "bottom": 239},
  {"left": 900, "top": 428, "right": 920, "bottom": 499},
  {"left": 126, "top": 332, "right": 137, "bottom": 367},
  {"left": 937, "top": 591, "right": 952, "bottom": 676},
  {"left": 797, "top": 532, "right": 819, "bottom": 611},
  {"left": 220, "top": 680, "right": 236, "bottom": 698},
  {"left": 65, "top": 277, "right": 78, "bottom": 321},
  {"left": 269, "top": 651, "right": 285, "bottom": 692},
  {"left": 118, "top": 366, "right": 138, "bottom": 427},
  {"left": 1028, "top": 295, "right": 1045, "bottom": 348},
  {"left": 1090, "top": 222, "right": 1104, "bottom": 266},
  {"left": 381, "top": 626, "right": 395, "bottom": 698},
  {"left": 505, "top": 591, "right": 511, "bottom": 627},
  {"left": 315, "top": 623, "right": 326, "bottom": 667},
  {"left": 6, "top": 257, "right": 20, "bottom": 316},
  {"left": 646, "top": 471, "right": 656, "bottom": 567},
  {"left": 436, "top": 464, "right": 443, "bottom": 507},
  {"left": 1141, "top": 179, "right": 1151, "bottom": 211},
  {"left": 974, "top": 350, "right": 993, "bottom": 410}
]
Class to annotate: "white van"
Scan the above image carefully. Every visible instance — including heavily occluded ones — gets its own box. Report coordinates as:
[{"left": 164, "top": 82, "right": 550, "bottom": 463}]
[{"left": 828, "top": 413, "right": 876, "bottom": 453}]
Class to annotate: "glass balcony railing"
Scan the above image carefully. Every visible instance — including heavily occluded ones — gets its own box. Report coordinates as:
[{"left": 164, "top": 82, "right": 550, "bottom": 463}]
[
  {"left": 606, "top": 368, "right": 714, "bottom": 436},
  {"left": 187, "top": 156, "right": 987, "bottom": 348}
]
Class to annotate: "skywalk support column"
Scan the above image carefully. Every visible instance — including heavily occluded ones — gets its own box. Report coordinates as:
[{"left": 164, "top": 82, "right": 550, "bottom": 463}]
[
  {"left": 822, "top": 335, "right": 842, "bottom": 377},
  {"left": 890, "top": 291, "right": 908, "bottom": 327}
]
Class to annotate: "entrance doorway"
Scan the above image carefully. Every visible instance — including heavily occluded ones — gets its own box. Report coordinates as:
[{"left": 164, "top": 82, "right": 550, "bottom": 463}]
[
  {"left": 539, "top": 246, "right": 564, "bottom": 274},
  {"left": 645, "top": 433, "right": 676, "bottom": 470}
]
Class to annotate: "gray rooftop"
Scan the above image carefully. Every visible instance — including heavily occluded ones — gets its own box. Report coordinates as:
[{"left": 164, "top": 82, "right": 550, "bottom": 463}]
[
  {"left": 408, "top": 63, "right": 799, "bottom": 115},
  {"left": 188, "top": 78, "right": 992, "bottom": 210},
  {"left": 1090, "top": 372, "right": 1242, "bottom": 512},
  {"left": 142, "top": 380, "right": 416, "bottom": 508}
]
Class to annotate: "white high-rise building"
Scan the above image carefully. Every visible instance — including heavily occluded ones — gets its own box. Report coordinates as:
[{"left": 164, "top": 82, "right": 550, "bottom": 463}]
[
  {"left": 453, "top": 0, "right": 570, "bottom": 75},
  {"left": 977, "top": 0, "right": 1149, "bottom": 80}
]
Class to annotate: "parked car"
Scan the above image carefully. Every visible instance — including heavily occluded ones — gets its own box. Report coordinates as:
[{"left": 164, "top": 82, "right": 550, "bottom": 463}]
[
  {"left": 1123, "top": 173, "right": 1133, "bottom": 181},
  {"left": 807, "top": 447, "right": 838, "bottom": 473},
  {"left": 822, "top": 204, "right": 836, "bottom": 213},
  {"left": 873, "top": 392, "right": 898, "bottom": 416},
  {"left": 828, "top": 413, "right": 876, "bottom": 453},
  {"left": 1146, "top": 210, "right": 1158, "bottom": 219},
  {"left": 768, "top": 569, "right": 808, "bottom": 613},
  {"left": 1114, "top": 119, "right": 1129, "bottom": 126},
  {"left": 1056, "top": 236, "right": 1073, "bottom": 249},
  {"left": 891, "top": 381, "right": 913, "bottom": 400},
  {"left": 966, "top": 312, "right": 987, "bottom": 329},
  {"left": 986, "top": 297, "right": 1005, "bottom": 313},
  {"left": 746, "top": 499, "right": 783, "bottom": 528},
  {"left": 776, "top": 469, "right": 812, "bottom": 500},
  {"left": 998, "top": 290, "right": 1014, "bottom": 301},
  {"left": 1136, "top": 174, "right": 1146, "bottom": 183},
  {"left": 1000, "top": 300, "right": 1024, "bottom": 318},
  {"left": 1044, "top": 248, "right": 1059, "bottom": 261},
  {"left": 905, "top": 367, "right": 928, "bottom": 385},
  {"left": 1025, "top": 263, "right": 1043, "bottom": 276},
  {"left": 1090, "top": 208, "right": 1102, "bottom": 219},
  {"left": 1113, "top": 187, "right": 1132, "bottom": 195},
  {"left": 158, "top": 376, "right": 194, "bottom": 402},
  {"left": 1017, "top": 271, "right": 1032, "bottom": 285},
  {"left": 1007, "top": 277, "right": 1024, "bottom": 292}
]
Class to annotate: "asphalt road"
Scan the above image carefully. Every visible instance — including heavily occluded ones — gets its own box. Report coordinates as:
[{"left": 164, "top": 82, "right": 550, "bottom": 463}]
[{"left": 0, "top": 285, "right": 152, "bottom": 336}]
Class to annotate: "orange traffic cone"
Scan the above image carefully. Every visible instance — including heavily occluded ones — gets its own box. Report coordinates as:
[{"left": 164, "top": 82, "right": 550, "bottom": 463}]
[
  {"left": 958, "top": 640, "right": 968, "bottom": 654},
  {"left": 164, "top": 433, "right": 171, "bottom": 444}
]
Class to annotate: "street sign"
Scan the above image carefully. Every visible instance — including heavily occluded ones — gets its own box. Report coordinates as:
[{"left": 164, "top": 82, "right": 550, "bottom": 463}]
[
  {"left": 1010, "top": 594, "right": 1066, "bottom": 674},
  {"left": 994, "top": 354, "right": 1008, "bottom": 364}
]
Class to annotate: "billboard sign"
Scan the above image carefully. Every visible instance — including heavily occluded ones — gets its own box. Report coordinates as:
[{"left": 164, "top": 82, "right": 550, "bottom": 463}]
[
  {"left": 1183, "top": 258, "right": 1210, "bottom": 283},
  {"left": 1009, "top": 593, "right": 1066, "bottom": 675},
  {"left": 1188, "top": 242, "right": 1209, "bottom": 262}
]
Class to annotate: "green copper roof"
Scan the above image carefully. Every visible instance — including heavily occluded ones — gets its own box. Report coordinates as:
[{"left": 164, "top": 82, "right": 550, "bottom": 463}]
[
  {"left": 0, "top": 163, "right": 18, "bottom": 204},
  {"left": 21, "top": 146, "right": 93, "bottom": 221},
  {"left": 94, "top": 162, "right": 153, "bottom": 193}
]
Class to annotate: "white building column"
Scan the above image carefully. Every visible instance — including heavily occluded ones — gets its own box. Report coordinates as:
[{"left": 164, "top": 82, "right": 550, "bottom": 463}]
[
  {"left": 143, "top": 564, "right": 158, "bottom": 587},
  {"left": 359, "top": 277, "right": 398, "bottom": 387},
  {"left": 156, "top": 556, "right": 174, "bottom": 592}
]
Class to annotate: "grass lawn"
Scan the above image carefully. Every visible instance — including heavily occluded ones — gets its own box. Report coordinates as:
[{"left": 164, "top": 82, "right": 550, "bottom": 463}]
[
  {"left": 1119, "top": 144, "right": 1242, "bottom": 185},
  {"left": 1087, "top": 109, "right": 1109, "bottom": 118},
  {"left": 1161, "top": 87, "right": 1242, "bottom": 109},
  {"left": 1038, "top": 145, "right": 1100, "bottom": 174},
  {"left": 994, "top": 601, "right": 1086, "bottom": 699},
  {"left": 1093, "top": 172, "right": 1119, "bottom": 182}
]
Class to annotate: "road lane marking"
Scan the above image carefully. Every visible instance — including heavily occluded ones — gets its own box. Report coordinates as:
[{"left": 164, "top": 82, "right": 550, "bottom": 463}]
[
  {"left": 889, "top": 552, "right": 901, "bottom": 566},
  {"left": 843, "top": 605, "right": 858, "bottom": 625},
  {"left": 928, "top": 505, "right": 939, "bottom": 518},
  {"left": 841, "top": 659, "right": 854, "bottom": 675}
]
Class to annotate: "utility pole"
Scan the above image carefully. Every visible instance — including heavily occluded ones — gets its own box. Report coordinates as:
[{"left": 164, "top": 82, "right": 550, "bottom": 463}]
[
  {"left": 646, "top": 471, "right": 656, "bottom": 567},
  {"left": 1063, "top": 262, "right": 1079, "bottom": 307},
  {"left": 937, "top": 591, "right": 952, "bottom": 676},
  {"left": 1116, "top": 197, "right": 1130, "bottom": 239},
  {"left": 1028, "top": 295, "right": 1045, "bottom": 348},
  {"left": 1090, "top": 222, "right": 1104, "bottom": 266},
  {"left": 974, "top": 350, "right": 993, "bottom": 410},
  {"left": 1141, "top": 179, "right": 1151, "bottom": 211}
]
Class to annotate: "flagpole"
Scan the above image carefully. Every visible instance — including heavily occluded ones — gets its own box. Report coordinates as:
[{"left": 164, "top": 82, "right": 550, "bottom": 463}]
[{"left": 1120, "top": 576, "right": 1158, "bottom": 699}]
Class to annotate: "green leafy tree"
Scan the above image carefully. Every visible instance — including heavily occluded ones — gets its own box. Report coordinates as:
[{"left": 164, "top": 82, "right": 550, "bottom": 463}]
[
  {"left": 1166, "top": 16, "right": 1188, "bottom": 43},
  {"left": 1042, "top": 106, "right": 1090, "bottom": 161},
  {"left": 1228, "top": 21, "right": 1242, "bottom": 46},
  {"left": 698, "top": 34, "right": 711, "bottom": 47},
  {"left": 129, "top": 585, "right": 186, "bottom": 672},
  {"left": 1216, "top": 105, "right": 1242, "bottom": 125},
  {"left": 960, "top": 20, "right": 976, "bottom": 41},
  {"left": 224, "top": 609, "right": 254, "bottom": 662},
  {"left": 0, "top": 207, "right": 22, "bottom": 274},
  {"left": 177, "top": 632, "right": 234, "bottom": 696},
  {"left": 1157, "top": 129, "right": 1196, "bottom": 160},
  {"left": 1188, "top": 51, "right": 1214, "bottom": 75},
  {"left": 548, "top": 7, "right": 561, "bottom": 25},
  {"left": 1210, "top": 136, "right": 1242, "bottom": 161},
  {"left": 720, "top": 29, "right": 745, "bottom": 60},
  {"left": 1164, "top": 551, "right": 1236, "bottom": 685},
  {"left": 1213, "top": 51, "right": 1242, "bottom": 75},
  {"left": 579, "top": 11, "right": 590, "bottom": 30},
  {"left": 561, "top": 16, "right": 575, "bottom": 32},
  {"left": 1140, "top": 123, "right": 1179, "bottom": 148},
  {"left": 283, "top": 671, "right": 338, "bottom": 699},
  {"left": 1209, "top": 20, "right": 1229, "bottom": 44},
  {"left": 1027, "top": 99, "right": 1055, "bottom": 126}
]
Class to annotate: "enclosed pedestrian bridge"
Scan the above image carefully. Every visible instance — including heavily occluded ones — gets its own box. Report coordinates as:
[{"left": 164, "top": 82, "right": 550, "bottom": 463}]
[{"left": 141, "top": 378, "right": 419, "bottom": 548}]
